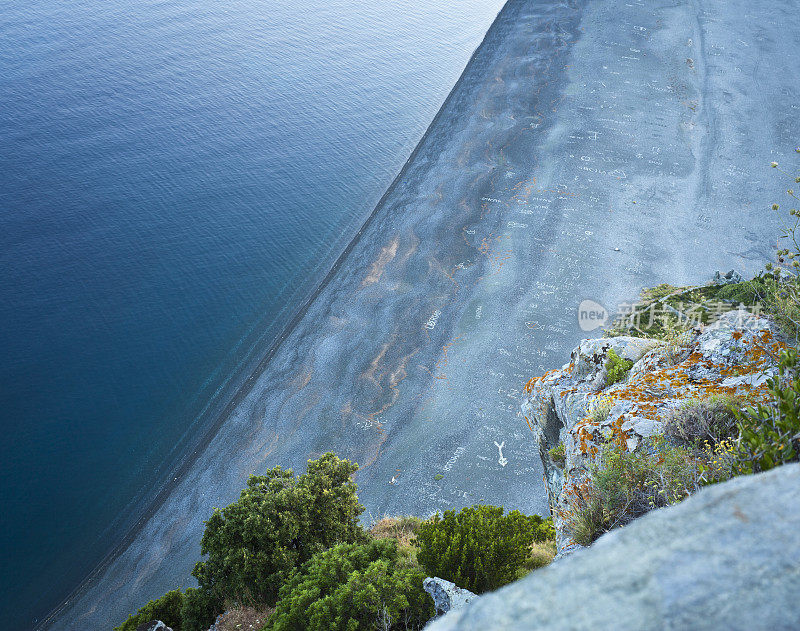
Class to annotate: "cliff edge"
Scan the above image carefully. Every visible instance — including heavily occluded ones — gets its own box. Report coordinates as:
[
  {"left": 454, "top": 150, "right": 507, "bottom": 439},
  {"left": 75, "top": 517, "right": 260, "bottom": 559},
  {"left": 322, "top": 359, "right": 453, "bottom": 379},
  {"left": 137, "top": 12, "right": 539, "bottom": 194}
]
[
  {"left": 427, "top": 305, "right": 800, "bottom": 629},
  {"left": 426, "top": 463, "right": 800, "bottom": 630},
  {"left": 522, "top": 309, "right": 783, "bottom": 551}
]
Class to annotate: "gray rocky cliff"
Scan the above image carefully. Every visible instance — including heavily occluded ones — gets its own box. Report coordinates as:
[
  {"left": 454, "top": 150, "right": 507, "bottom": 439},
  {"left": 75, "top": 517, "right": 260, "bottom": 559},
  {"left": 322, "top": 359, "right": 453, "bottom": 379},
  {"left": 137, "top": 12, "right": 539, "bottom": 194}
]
[
  {"left": 426, "top": 463, "right": 800, "bottom": 630},
  {"left": 520, "top": 310, "right": 780, "bottom": 551}
]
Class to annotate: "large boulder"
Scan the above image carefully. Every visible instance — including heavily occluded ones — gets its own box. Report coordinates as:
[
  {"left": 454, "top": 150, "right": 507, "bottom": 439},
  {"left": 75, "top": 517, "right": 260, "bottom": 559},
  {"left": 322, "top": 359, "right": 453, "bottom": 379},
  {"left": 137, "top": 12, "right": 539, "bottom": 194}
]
[
  {"left": 426, "top": 464, "right": 800, "bottom": 630},
  {"left": 423, "top": 577, "right": 477, "bottom": 617}
]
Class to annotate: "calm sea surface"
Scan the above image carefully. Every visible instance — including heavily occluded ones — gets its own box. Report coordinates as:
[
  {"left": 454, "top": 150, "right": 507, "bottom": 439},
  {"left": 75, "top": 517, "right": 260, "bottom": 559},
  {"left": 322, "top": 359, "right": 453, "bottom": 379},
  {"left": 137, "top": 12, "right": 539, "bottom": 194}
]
[{"left": 0, "top": 0, "right": 505, "bottom": 626}]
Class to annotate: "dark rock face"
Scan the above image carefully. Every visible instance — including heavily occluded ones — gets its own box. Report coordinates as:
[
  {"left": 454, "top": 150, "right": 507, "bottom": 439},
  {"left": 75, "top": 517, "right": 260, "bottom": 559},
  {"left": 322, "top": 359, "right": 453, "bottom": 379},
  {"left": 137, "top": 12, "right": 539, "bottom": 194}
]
[
  {"left": 426, "top": 464, "right": 800, "bottom": 630},
  {"left": 423, "top": 577, "right": 477, "bottom": 616}
]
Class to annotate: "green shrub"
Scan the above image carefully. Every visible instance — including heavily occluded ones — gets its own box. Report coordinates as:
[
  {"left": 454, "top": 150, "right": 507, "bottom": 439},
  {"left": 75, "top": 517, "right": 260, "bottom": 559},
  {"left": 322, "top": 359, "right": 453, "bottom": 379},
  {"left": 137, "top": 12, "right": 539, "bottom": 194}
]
[
  {"left": 181, "top": 587, "right": 222, "bottom": 631},
  {"left": 532, "top": 515, "right": 556, "bottom": 542},
  {"left": 595, "top": 438, "right": 696, "bottom": 520},
  {"left": 414, "top": 505, "right": 552, "bottom": 593},
  {"left": 735, "top": 347, "right": 800, "bottom": 473},
  {"left": 263, "top": 540, "right": 433, "bottom": 631},
  {"left": 193, "top": 453, "right": 366, "bottom": 609},
  {"left": 665, "top": 395, "right": 742, "bottom": 446},
  {"left": 114, "top": 589, "right": 184, "bottom": 631},
  {"left": 605, "top": 349, "right": 633, "bottom": 386},
  {"left": 548, "top": 442, "right": 566, "bottom": 468},
  {"left": 714, "top": 274, "right": 774, "bottom": 305}
]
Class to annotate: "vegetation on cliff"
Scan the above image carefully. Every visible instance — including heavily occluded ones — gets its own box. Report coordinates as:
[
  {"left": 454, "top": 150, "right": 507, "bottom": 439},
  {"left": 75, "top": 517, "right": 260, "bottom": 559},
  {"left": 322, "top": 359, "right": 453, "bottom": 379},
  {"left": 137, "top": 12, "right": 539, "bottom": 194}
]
[
  {"left": 115, "top": 454, "right": 554, "bottom": 631},
  {"left": 264, "top": 539, "right": 433, "bottom": 631},
  {"left": 530, "top": 155, "right": 800, "bottom": 548},
  {"left": 193, "top": 453, "right": 366, "bottom": 609},
  {"left": 414, "top": 505, "right": 554, "bottom": 593}
]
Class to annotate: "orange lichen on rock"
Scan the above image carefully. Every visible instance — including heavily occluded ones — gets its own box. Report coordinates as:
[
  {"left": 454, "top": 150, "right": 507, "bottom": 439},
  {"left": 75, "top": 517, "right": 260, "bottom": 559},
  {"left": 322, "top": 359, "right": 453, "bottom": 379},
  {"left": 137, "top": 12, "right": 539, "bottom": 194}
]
[{"left": 520, "top": 309, "right": 783, "bottom": 550}]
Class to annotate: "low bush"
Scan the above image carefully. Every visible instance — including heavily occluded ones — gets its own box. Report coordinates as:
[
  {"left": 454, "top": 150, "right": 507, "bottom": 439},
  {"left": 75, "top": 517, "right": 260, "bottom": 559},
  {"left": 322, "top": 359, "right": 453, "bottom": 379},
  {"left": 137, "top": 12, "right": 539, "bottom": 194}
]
[
  {"left": 590, "top": 398, "right": 614, "bottom": 424},
  {"left": 263, "top": 539, "right": 433, "bottom": 631},
  {"left": 524, "top": 540, "right": 557, "bottom": 573},
  {"left": 369, "top": 515, "right": 422, "bottom": 549},
  {"left": 735, "top": 347, "right": 800, "bottom": 473},
  {"left": 213, "top": 607, "right": 273, "bottom": 631},
  {"left": 714, "top": 274, "right": 774, "bottom": 305},
  {"left": 414, "top": 505, "right": 553, "bottom": 593},
  {"left": 114, "top": 589, "right": 184, "bottom": 631},
  {"left": 564, "top": 482, "right": 606, "bottom": 548},
  {"left": 566, "top": 438, "right": 698, "bottom": 545},
  {"left": 548, "top": 442, "right": 566, "bottom": 468},
  {"left": 181, "top": 587, "right": 223, "bottom": 631},
  {"left": 665, "top": 395, "right": 742, "bottom": 446},
  {"left": 640, "top": 284, "right": 682, "bottom": 302},
  {"left": 605, "top": 349, "right": 633, "bottom": 386},
  {"left": 595, "top": 438, "right": 697, "bottom": 518},
  {"left": 192, "top": 453, "right": 366, "bottom": 611}
]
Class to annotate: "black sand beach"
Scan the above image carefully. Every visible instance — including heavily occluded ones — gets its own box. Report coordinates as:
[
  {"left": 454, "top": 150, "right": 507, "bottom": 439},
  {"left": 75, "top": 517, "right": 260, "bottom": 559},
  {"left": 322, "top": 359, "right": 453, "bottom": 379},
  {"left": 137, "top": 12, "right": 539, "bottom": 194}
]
[{"left": 45, "top": 0, "right": 800, "bottom": 627}]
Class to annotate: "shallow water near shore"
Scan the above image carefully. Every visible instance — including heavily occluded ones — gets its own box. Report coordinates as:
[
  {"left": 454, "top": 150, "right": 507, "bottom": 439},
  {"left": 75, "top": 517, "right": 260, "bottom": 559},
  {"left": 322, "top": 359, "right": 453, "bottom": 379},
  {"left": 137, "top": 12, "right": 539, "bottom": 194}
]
[{"left": 0, "top": 1, "right": 507, "bottom": 627}]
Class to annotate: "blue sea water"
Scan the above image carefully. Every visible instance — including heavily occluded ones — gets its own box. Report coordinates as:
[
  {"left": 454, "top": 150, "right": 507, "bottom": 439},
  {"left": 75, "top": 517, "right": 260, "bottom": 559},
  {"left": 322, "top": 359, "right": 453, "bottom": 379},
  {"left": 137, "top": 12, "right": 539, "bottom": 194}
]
[{"left": 0, "top": 0, "right": 506, "bottom": 627}]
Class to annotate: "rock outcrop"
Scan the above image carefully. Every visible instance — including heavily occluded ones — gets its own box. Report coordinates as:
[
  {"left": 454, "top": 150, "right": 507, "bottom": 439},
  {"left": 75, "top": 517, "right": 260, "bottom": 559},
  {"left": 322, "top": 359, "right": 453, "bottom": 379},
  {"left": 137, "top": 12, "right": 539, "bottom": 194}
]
[
  {"left": 425, "top": 464, "right": 800, "bottom": 630},
  {"left": 520, "top": 309, "right": 783, "bottom": 550},
  {"left": 423, "top": 577, "right": 477, "bottom": 617}
]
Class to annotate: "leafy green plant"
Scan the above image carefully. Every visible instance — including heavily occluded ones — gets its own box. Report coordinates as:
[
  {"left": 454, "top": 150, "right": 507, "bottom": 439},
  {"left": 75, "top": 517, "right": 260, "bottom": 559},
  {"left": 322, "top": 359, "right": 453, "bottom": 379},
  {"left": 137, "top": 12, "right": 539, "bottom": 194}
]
[
  {"left": 114, "top": 589, "right": 184, "bottom": 631},
  {"left": 734, "top": 347, "right": 800, "bottom": 473},
  {"left": 414, "top": 505, "right": 552, "bottom": 593},
  {"left": 548, "top": 442, "right": 566, "bottom": 468},
  {"left": 181, "top": 587, "right": 222, "bottom": 631},
  {"left": 263, "top": 540, "right": 433, "bottom": 631},
  {"left": 532, "top": 515, "right": 556, "bottom": 542},
  {"left": 192, "top": 453, "right": 366, "bottom": 610},
  {"left": 604, "top": 348, "right": 633, "bottom": 386},
  {"left": 596, "top": 438, "right": 696, "bottom": 516}
]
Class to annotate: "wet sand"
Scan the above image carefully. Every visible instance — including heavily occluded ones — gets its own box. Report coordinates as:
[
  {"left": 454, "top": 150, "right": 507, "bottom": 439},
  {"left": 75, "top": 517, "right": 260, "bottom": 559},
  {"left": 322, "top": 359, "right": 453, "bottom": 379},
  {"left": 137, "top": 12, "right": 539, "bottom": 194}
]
[{"left": 44, "top": 0, "right": 800, "bottom": 627}]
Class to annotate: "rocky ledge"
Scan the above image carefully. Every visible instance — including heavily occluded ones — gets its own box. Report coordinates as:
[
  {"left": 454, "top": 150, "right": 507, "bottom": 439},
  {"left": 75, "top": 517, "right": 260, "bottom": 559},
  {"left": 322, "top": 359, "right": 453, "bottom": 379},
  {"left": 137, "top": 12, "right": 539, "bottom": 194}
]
[
  {"left": 520, "top": 309, "right": 784, "bottom": 551},
  {"left": 426, "top": 463, "right": 800, "bottom": 630}
]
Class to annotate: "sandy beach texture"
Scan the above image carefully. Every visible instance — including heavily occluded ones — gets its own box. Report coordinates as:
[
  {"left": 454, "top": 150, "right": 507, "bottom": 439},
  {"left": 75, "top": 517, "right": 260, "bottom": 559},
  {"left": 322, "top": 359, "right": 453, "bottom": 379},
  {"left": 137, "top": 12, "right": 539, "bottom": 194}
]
[{"left": 44, "top": 0, "right": 800, "bottom": 627}]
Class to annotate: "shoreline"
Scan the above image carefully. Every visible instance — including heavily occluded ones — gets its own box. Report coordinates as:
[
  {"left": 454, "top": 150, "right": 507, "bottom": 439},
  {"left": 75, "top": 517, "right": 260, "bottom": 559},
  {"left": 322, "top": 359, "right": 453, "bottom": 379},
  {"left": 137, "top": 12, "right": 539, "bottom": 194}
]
[
  {"left": 41, "top": 0, "right": 798, "bottom": 626},
  {"left": 35, "top": 2, "right": 517, "bottom": 628}
]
